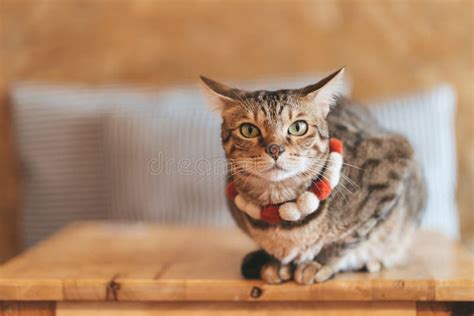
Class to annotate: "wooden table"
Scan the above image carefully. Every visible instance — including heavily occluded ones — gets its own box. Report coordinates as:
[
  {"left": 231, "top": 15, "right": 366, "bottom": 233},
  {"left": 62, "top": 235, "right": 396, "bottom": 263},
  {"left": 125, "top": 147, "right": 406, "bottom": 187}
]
[{"left": 0, "top": 222, "right": 472, "bottom": 315}]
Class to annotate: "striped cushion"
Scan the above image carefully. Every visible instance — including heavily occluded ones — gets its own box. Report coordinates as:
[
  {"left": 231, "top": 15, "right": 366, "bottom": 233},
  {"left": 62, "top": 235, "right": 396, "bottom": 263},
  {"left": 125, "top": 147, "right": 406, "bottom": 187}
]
[
  {"left": 12, "top": 86, "right": 110, "bottom": 246},
  {"left": 12, "top": 85, "right": 183, "bottom": 246},
  {"left": 104, "top": 84, "right": 459, "bottom": 238}
]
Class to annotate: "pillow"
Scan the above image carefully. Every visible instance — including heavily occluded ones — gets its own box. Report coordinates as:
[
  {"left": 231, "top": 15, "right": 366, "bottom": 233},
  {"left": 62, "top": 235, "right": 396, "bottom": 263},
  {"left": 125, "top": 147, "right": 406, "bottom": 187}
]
[
  {"left": 12, "top": 75, "right": 349, "bottom": 246},
  {"left": 12, "top": 85, "right": 112, "bottom": 247},
  {"left": 105, "top": 84, "right": 459, "bottom": 238}
]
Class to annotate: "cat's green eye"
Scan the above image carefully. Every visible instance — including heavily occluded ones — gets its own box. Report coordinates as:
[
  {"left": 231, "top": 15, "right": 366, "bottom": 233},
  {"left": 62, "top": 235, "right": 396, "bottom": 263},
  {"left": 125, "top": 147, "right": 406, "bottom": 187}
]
[
  {"left": 239, "top": 123, "right": 260, "bottom": 138},
  {"left": 288, "top": 120, "right": 308, "bottom": 136}
]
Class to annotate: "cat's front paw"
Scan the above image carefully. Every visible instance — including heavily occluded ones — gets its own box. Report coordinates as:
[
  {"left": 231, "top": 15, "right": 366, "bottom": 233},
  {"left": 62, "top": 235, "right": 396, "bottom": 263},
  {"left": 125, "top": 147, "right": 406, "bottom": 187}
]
[
  {"left": 366, "top": 259, "right": 382, "bottom": 273},
  {"left": 279, "top": 192, "right": 320, "bottom": 221},
  {"left": 261, "top": 261, "right": 293, "bottom": 284},
  {"left": 294, "top": 261, "right": 334, "bottom": 284}
]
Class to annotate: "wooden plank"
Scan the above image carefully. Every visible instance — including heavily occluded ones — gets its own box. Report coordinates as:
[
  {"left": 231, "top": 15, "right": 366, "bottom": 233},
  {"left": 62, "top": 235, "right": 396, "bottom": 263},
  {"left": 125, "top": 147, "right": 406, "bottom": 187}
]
[
  {"left": 56, "top": 301, "right": 416, "bottom": 316},
  {"left": 0, "top": 222, "right": 472, "bottom": 302},
  {"left": 0, "top": 302, "right": 55, "bottom": 316},
  {"left": 416, "top": 302, "right": 473, "bottom": 316},
  {"left": 411, "top": 232, "right": 474, "bottom": 301},
  {"left": 1, "top": 0, "right": 474, "bottom": 266}
]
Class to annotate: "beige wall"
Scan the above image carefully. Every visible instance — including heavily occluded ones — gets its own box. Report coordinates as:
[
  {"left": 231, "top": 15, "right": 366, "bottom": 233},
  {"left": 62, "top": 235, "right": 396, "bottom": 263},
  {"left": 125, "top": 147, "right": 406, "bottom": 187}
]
[{"left": 1, "top": 0, "right": 472, "bottom": 260}]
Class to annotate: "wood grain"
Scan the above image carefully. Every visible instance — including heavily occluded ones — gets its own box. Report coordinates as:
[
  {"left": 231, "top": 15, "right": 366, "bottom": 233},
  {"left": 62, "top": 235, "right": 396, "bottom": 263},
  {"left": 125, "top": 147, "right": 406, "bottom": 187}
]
[
  {"left": 0, "top": 0, "right": 473, "bottom": 262},
  {"left": 0, "top": 222, "right": 472, "bottom": 302},
  {"left": 56, "top": 301, "right": 417, "bottom": 316},
  {"left": 416, "top": 302, "right": 474, "bottom": 316},
  {"left": 0, "top": 302, "right": 55, "bottom": 316}
]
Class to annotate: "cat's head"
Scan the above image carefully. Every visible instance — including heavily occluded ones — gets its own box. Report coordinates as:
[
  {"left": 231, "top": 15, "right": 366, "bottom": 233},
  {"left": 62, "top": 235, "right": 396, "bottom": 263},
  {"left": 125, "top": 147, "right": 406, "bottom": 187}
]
[{"left": 201, "top": 68, "right": 345, "bottom": 183}]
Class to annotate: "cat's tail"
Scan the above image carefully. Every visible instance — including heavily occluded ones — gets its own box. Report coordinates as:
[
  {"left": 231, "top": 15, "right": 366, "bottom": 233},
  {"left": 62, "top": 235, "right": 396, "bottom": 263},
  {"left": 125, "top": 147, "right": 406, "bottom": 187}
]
[{"left": 241, "top": 249, "right": 272, "bottom": 279}]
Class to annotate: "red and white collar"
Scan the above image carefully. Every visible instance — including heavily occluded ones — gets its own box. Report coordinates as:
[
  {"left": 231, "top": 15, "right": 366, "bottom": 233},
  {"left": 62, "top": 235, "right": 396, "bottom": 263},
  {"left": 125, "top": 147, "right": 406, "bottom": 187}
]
[{"left": 226, "top": 138, "right": 343, "bottom": 225}]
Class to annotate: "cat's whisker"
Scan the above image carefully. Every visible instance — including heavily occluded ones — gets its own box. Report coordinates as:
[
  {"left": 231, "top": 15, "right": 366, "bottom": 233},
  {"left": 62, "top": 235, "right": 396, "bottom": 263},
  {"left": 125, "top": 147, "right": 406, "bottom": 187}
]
[
  {"left": 340, "top": 173, "right": 359, "bottom": 189},
  {"left": 305, "top": 161, "right": 361, "bottom": 188},
  {"left": 305, "top": 166, "right": 355, "bottom": 196}
]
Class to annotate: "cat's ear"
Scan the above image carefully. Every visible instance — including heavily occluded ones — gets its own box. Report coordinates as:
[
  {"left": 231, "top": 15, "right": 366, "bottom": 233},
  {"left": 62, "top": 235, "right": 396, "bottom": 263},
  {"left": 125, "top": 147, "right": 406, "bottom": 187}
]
[
  {"left": 298, "top": 67, "right": 345, "bottom": 117},
  {"left": 200, "top": 76, "right": 244, "bottom": 112}
]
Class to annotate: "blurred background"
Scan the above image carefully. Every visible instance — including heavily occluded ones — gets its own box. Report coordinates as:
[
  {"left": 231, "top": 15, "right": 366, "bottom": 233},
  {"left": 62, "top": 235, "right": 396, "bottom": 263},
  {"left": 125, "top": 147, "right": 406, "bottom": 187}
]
[{"left": 0, "top": 0, "right": 472, "bottom": 263}]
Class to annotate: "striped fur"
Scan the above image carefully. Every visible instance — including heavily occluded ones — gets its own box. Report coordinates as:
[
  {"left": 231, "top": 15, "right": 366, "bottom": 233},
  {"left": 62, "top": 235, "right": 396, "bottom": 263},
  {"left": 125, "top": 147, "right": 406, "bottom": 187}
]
[{"left": 202, "top": 69, "right": 427, "bottom": 284}]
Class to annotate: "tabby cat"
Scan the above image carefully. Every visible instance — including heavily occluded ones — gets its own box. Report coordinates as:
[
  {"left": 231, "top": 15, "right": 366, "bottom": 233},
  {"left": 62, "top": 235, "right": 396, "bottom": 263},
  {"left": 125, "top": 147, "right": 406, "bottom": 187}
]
[{"left": 201, "top": 68, "right": 426, "bottom": 284}]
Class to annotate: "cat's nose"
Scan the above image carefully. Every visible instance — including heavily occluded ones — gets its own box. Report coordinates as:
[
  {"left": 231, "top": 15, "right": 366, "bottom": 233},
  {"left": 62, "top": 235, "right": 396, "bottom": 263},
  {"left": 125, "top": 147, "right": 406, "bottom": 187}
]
[{"left": 266, "top": 143, "right": 285, "bottom": 160}]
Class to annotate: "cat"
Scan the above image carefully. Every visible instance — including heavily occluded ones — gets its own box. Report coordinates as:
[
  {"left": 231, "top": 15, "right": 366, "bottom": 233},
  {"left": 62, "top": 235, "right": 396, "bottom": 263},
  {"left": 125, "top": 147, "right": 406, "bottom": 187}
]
[{"left": 201, "top": 68, "right": 426, "bottom": 284}]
